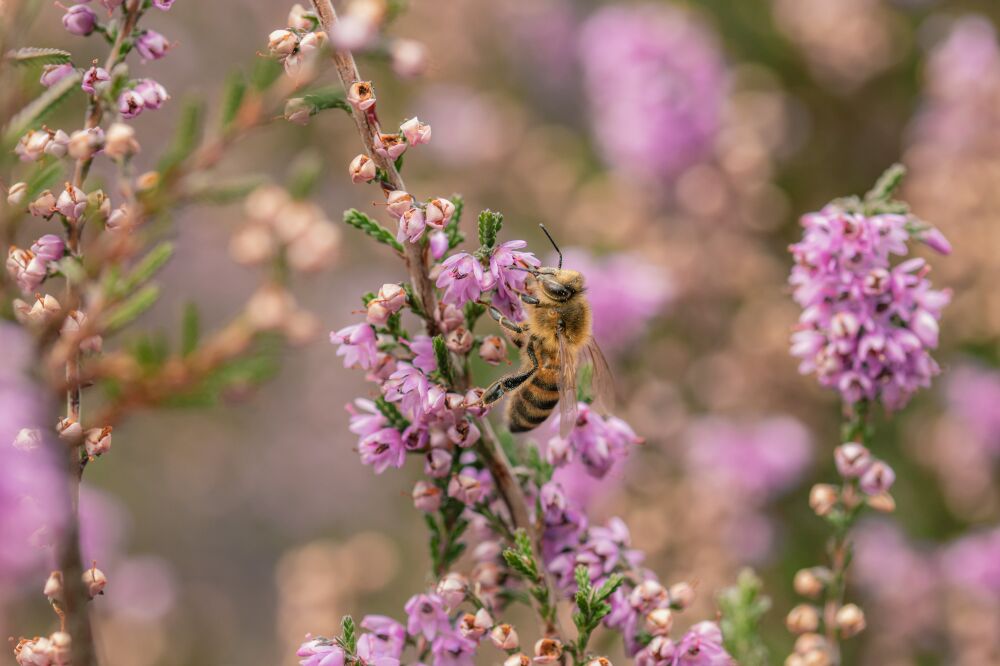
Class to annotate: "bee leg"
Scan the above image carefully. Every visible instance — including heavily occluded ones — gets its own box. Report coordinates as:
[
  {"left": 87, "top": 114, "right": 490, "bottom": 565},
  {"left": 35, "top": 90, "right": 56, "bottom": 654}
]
[
  {"left": 482, "top": 341, "right": 539, "bottom": 405},
  {"left": 519, "top": 293, "right": 540, "bottom": 305},
  {"left": 488, "top": 306, "right": 523, "bottom": 334}
]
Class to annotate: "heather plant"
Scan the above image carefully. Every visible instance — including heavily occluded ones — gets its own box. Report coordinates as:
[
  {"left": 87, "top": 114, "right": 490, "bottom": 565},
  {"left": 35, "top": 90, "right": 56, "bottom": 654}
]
[
  {"left": 2, "top": 1, "right": 343, "bottom": 663},
  {"left": 0, "top": 2, "right": 984, "bottom": 666}
]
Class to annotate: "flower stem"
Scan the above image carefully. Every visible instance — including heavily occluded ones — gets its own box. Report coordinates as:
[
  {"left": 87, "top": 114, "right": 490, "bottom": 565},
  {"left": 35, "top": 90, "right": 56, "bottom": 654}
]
[{"left": 308, "top": 0, "right": 438, "bottom": 331}]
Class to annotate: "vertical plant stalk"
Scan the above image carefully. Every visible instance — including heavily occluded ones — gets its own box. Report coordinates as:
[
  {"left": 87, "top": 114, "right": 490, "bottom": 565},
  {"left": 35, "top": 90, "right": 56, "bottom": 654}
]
[
  {"left": 310, "top": 0, "right": 563, "bottom": 638},
  {"left": 57, "top": 4, "right": 144, "bottom": 664}
]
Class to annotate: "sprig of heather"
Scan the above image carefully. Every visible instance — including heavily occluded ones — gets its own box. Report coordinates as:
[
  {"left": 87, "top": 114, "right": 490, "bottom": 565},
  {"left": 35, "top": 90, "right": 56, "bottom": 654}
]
[
  {"left": 308, "top": 3, "right": 739, "bottom": 664},
  {"left": 4, "top": 2, "right": 349, "bottom": 663},
  {"left": 784, "top": 165, "right": 950, "bottom": 666}
]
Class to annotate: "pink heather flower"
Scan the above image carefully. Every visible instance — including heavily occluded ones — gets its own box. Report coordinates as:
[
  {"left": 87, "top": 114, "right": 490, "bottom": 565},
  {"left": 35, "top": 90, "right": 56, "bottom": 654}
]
[
  {"left": 436, "top": 253, "right": 485, "bottom": 306},
  {"left": 488, "top": 240, "right": 540, "bottom": 319},
  {"left": 330, "top": 323, "right": 379, "bottom": 369},
  {"left": 404, "top": 593, "right": 451, "bottom": 641},
  {"left": 358, "top": 427, "right": 405, "bottom": 474},
  {"left": 153, "top": 0, "right": 176, "bottom": 9},
  {"left": 118, "top": 90, "right": 145, "bottom": 119},
  {"left": 347, "top": 399, "right": 387, "bottom": 438},
  {"left": 424, "top": 448, "right": 452, "bottom": 478},
  {"left": 789, "top": 205, "right": 951, "bottom": 410},
  {"left": 424, "top": 198, "right": 455, "bottom": 230},
  {"left": 397, "top": 207, "right": 426, "bottom": 244},
  {"left": 834, "top": 442, "right": 872, "bottom": 478},
  {"left": 383, "top": 363, "right": 430, "bottom": 418},
  {"left": 685, "top": 416, "right": 813, "bottom": 501},
  {"left": 63, "top": 4, "right": 97, "bottom": 35},
  {"left": 558, "top": 249, "right": 675, "bottom": 354},
  {"left": 400, "top": 117, "right": 432, "bottom": 145},
  {"left": 859, "top": 460, "right": 895, "bottom": 495},
  {"left": 671, "top": 622, "right": 732, "bottom": 665},
  {"left": 135, "top": 29, "right": 172, "bottom": 60},
  {"left": 429, "top": 231, "right": 449, "bottom": 260},
  {"left": 297, "top": 637, "right": 346, "bottom": 666},
  {"left": 134, "top": 79, "right": 169, "bottom": 110},
  {"left": 40, "top": 63, "right": 75, "bottom": 87},
  {"left": 940, "top": 527, "right": 1000, "bottom": 596},
  {"left": 56, "top": 184, "right": 87, "bottom": 221},
  {"left": 359, "top": 615, "right": 407, "bottom": 661},
  {"left": 447, "top": 471, "right": 485, "bottom": 505},
  {"left": 404, "top": 336, "right": 437, "bottom": 373},
  {"left": 349, "top": 154, "right": 376, "bottom": 183},
  {"left": 82, "top": 65, "right": 110, "bottom": 94},
  {"left": 412, "top": 480, "right": 442, "bottom": 512},
  {"left": 7, "top": 247, "right": 48, "bottom": 293},
  {"left": 548, "top": 403, "right": 643, "bottom": 478},
  {"left": 374, "top": 133, "right": 407, "bottom": 161},
  {"left": 578, "top": 4, "right": 726, "bottom": 182},
  {"left": 430, "top": 631, "right": 478, "bottom": 666},
  {"left": 30, "top": 235, "right": 65, "bottom": 265}
]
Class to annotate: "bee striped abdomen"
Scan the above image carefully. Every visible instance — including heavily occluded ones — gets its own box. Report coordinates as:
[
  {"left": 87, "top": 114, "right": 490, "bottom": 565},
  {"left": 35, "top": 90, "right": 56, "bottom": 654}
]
[{"left": 508, "top": 368, "right": 560, "bottom": 433}]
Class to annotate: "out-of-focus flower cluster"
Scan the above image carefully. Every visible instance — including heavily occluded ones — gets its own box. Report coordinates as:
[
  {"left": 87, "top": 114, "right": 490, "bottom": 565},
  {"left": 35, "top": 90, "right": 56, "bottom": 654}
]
[{"left": 789, "top": 200, "right": 951, "bottom": 410}]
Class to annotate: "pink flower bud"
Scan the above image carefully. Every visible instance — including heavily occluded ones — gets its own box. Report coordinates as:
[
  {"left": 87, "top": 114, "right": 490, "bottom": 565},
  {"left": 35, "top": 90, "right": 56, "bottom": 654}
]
[
  {"left": 28, "top": 190, "right": 56, "bottom": 218},
  {"left": 793, "top": 568, "right": 829, "bottom": 599},
  {"left": 246, "top": 285, "right": 296, "bottom": 331},
  {"left": 386, "top": 190, "right": 413, "bottom": 217},
  {"left": 57, "top": 417, "right": 83, "bottom": 442},
  {"left": 15, "top": 294, "right": 61, "bottom": 326},
  {"left": 135, "top": 29, "right": 172, "bottom": 60},
  {"left": 118, "top": 90, "right": 145, "bottom": 119},
  {"left": 412, "top": 480, "right": 442, "bottom": 512},
  {"left": 15, "top": 129, "right": 52, "bottom": 162},
  {"left": 447, "top": 472, "right": 484, "bottom": 505},
  {"left": 82, "top": 565, "right": 107, "bottom": 597},
  {"left": 40, "top": 63, "right": 75, "bottom": 87},
  {"left": 374, "top": 133, "right": 407, "bottom": 161},
  {"left": 14, "top": 637, "right": 56, "bottom": 666},
  {"left": 809, "top": 484, "right": 838, "bottom": 516},
  {"left": 44, "top": 571, "right": 64, "bottom": 601},
  {"left": 45, "top": 130, "right": 70, "bottom": 158},
  {"left": 533, "top": 638, "right": 563, "bottom": 665},
  {"left": 859, "top": 460, "right": 895, "bottom": 495},
  {"left": 84, "top": 426, "right": 112, "bottom": 457},
  {"left": 349, "top": 154, "right": 376, "bottom": 183},
  {"left": 835, "top": 604, "right": 865, "bottom": 638},
  {"left": 629, "top": 580, "right": 667, "bottom": 612},
  {"left": 346, "top": 80, "right": 376, "bottom": 111},
  {"left": 297, "top": 30, "right": 326, "bottom": 57},
  {"left": 6, "top": 247, "right": 46, "bottom": 293},
  {"left": 645, "top": 608, "right": 673, "bottom": 636},
  {"left": 62, "top": 310, "right": 102, "bottom": 353},
  {"left": 464, "top": 387, "right": 488, "bottom": 417},
  {"left": 459, "top": 608, "right": 493, "bottom": 639},
  {"left": 489, "top": 624, "right": 519, "bottom": 651},
  {"left": 12, "top": 427, "right": 41, "bottom": 451},
  {"left": 329, "top": 11, "right": 377, "bottom": 50},
  {"left": 268, "top": 29, "right": 298, "bottom": 57},
  {"left": 81, "top": 65, "right": 110, "bottom": 94},
  {"left": 153, "top": 0, "right": 175, "bottom": 9},
  {"left": 425, "top": 449, "right": 452, "bottom": 478},
  {"left": 67, "top": 127, "right": 105, "bottom": 160},
  {"left": 833, "top": 443, "right": 871, "bottom": 478},
  {"left": 585, "top": 659, "right": 612, "bottom": 666},
  {"left": 786, "top": 604, "right": 820, "bottom": 634},
  {"left": 31, "top": 234, "right": 65, "bottom": 264},
  {"left": 436, "top": 572, "right": 467, "bottom": 609},
  {"left": 400, "top": 117, "right": 432, "bottom": 146},
  {"left": 104, "top": 123, "right": 140, "bottom": 160},
  {"left": 397, "top": 207, "right": 426, "bottom": 244},
  {"left": 377, "top": 283, "right": 407, "bottom": 313},
  {"left": 7, "top": 181, "right": 27, "bottom": 206},
  {"left": 504, "top": 655, "right": 530, "bottom": 666},
  {"left": 668, "top": 581, "right": 695, "bottom": 610},
  {"left": 448, "top": 418, "right": 480, "bottom": 448},
  {"left": 915, "top": 225, "right": 951, "bottom": 255},
  {"left": 424, "top": 197, "right": 455, "bottom": 229},
  {"left": 63, "top": 4, "right": 97, "bottom": 36},
  {"left": 445, "top": 327, "right": 473, "bottom": 354},
  {"left": 134, "top": 79, "right": 169, "bottom": 110},
  {"left": 56, "top": 184, "right": 87, "bottom": 221},
  {"left": 429, "top": 230, "right": 449, "bottom": 261},
  {"left": 391, "top": 39, "right": 428, "bottom": 78},
  {"left": 478, "top": 335, "right": 506, "bottom": 365}
]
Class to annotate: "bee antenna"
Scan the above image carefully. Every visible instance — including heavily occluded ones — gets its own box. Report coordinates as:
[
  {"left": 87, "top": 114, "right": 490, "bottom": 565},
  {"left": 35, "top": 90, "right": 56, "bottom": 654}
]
[{"left": 539, "top": 223, "right": 562, "bottom": 269}]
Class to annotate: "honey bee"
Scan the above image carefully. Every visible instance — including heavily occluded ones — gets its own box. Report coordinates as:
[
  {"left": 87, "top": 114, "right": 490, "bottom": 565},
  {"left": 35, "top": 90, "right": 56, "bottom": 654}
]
[{"left": 481, "top": 225, "right": 614, "bottom": 436}]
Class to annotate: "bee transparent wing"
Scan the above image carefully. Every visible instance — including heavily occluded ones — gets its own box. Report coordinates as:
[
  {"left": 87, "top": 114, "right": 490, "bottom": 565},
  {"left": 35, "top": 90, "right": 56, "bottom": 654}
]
[
  {"left": 582, "top": 336, "right": 615, "bottom": 415},
  {"left": 557, "top": 329, "right": 579, "bottom": 438}
]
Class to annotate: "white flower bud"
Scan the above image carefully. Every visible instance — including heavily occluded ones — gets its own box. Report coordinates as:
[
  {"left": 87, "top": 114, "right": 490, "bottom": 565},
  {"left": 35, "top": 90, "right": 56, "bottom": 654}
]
[
  {"left": 246, "top": 285, "right": 296, "bottom": 331},
  {"left": 786, "top": 604, "right": 820, "bottom": 634},
  {"left": 229, "top": 224, "right": 275, "bottom": 266},
  {"left": 436, "top": 572, "right": 468, "bottom": 610},
  {"left": 83, "top": 426, "right": 112, "bottom": 457},
  {"left": 82, "top": 565, "right": 107, "bottom": 597},
  {"left": 104, "top": 123, "right": 140, "bottom": 160},
  {"left": 533, "top": 638, "right": 563, "bottom": 664},
  {"left": 489, "top": 623, "right": 519, "bottom": 651},
  {"left": 793, "top": 568, "right": 829, "bottom": 599},
  {"left": 44, "top": 570, "right": 64, "bottom": 601},
  {"left": 808, "top": 484, "right": 838, "bottom": 516},
  {"left": 645, "top": 608, "right": 673, "bottom": 636},
  {"left": 7, "top": 181, "right": 28, "bottom": 206},
  {"left": 385, "top": 190, "right": 413, "bottom": 217},
  {"left": 349, "top": 154, "right": 376, "bottom": 184},
  {"left": 268, "top": 29, "right": 298, "bottom": 57},
  {"left": 835, "top": 603, "right": 865, "bottom": 638}
]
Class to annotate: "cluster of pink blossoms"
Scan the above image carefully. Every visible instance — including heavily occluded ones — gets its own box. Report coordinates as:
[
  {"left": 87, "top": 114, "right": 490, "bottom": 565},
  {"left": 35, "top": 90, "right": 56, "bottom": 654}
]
[{"left": 789, "top": 204, "right": 951, "bottom": 410}]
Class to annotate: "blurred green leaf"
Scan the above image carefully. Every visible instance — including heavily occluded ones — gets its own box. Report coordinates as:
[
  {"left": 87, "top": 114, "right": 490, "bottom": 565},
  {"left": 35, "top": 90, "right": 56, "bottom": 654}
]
[
  {"left": 718, "top": 569, "right": 772, "bottom": 666},
  {"left": 287, "top": 151, "right": 323, "bottom": 200},
  {"left": 181, "top": 303, "right": 199, "bottom": 357},
  {"left": 2, "top": 72, "right": 80, "bottom": 149},
  {"left": 158, "top": 100, "right": 204, "bottom": 173},
  {"left": 104, "top": 285, "right": 161, "bottom": 333},
  {"left": 118, "top": 242, "right": 174, "bottom": 295},
  {"left": 6, "top": 47, "right": 72, "bottom": 66},
  {"left": 220, "top": 71, "right": 246, "bottom": 131},
  {"left": 251, "top": 57, "right": 283, "bottom": 91}
]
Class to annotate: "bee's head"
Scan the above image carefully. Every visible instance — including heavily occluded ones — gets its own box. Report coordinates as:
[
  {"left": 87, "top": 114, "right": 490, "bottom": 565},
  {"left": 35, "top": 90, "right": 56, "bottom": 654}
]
[{"left": 532, "top": 267, "right": 585, "bottom": 302}]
